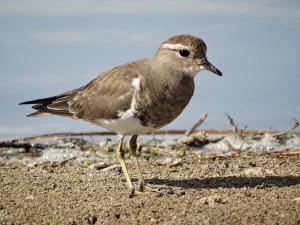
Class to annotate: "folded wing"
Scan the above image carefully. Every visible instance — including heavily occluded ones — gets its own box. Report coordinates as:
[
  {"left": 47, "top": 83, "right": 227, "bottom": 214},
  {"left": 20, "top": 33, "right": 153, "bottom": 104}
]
[{"left": 19, "top": 60, "right": 146, "bottom": 121}]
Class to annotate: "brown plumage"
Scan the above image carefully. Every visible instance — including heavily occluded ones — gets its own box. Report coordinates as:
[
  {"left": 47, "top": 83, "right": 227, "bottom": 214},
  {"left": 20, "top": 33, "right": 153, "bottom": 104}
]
[
  {"left": 20, "top": 60, "right": 144, "bottom": 120},
  {"left": 20, "top": 34, "right": 222, "bottom": 195}
]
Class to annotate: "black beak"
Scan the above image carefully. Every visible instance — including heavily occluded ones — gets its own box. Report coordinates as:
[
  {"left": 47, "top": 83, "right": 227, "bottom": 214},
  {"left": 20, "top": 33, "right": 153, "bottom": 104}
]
[{"left": 202, "top": 59, "right": 222, "bottom": 76}]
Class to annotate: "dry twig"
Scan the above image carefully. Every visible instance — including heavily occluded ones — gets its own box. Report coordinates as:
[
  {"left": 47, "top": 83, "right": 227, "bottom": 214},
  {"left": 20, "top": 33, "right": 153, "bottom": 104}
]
[
  {"left": 180, "top": 135, "right": 224, "bottom": 147},
  {"left": 225, "top": 113, "right": 240, "bottom": 135},
  {"left": 1, "top": 129, "right": 281, "bottom": 144},
  {"left": 0, "top": 140, "right": 46, "bottom": 152},
  {"left": 185, "top": 113, "right": 208, "bottom": 136},
  {"left": 274, "top": 150, "right": 300, "bottom": 157}
]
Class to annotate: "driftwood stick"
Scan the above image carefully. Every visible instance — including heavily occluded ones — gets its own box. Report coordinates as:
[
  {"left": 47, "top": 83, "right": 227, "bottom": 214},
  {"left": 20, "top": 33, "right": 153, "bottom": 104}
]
[
  {"left": 0, "top": 141, "right": 32, "bottom": 151},
  {"left": 20, "top": 131, "right": 116, "bottom": 141},
  {"left": 185, "top": 113, "right": 208, "bottom": 136},
  {"left": 0, "top": 140, "right": 46, "bottom": 152},
  {"left": 1, "top": 129, "right": 283, "bottom": 143}
]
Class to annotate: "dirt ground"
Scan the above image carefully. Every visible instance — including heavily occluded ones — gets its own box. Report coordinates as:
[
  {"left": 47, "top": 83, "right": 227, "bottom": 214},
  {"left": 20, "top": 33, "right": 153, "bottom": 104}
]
[{"left": 1, "top": 150, "right": 300, "bottom": 225}]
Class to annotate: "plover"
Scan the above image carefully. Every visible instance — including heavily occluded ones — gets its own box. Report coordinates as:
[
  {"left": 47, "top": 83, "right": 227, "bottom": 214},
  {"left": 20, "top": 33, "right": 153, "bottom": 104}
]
[{"left": 20, "top": 34, "right": 222, "bottom": 196}]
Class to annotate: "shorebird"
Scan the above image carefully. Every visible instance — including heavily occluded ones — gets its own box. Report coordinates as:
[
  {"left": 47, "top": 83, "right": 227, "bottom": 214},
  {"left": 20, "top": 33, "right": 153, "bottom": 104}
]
[{"left": 20, "top": 34, "right": 222, "bottom": 196}]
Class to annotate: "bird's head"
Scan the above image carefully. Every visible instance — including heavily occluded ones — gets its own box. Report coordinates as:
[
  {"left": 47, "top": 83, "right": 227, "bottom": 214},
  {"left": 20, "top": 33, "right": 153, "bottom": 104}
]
[{"left": 154, "top": 34, "right": 222, "bottom": 77}]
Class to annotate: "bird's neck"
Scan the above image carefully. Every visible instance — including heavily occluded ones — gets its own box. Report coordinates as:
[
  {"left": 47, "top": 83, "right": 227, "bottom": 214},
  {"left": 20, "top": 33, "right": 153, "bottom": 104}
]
[{"left": 140, "top": 60, "right": 194, "bottom": 99}]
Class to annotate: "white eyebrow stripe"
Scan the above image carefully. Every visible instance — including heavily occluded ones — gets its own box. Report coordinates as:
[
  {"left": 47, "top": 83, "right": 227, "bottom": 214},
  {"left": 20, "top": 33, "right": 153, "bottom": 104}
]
[{"left": 161, "top": 43, "right": 190, "bottom": 50}]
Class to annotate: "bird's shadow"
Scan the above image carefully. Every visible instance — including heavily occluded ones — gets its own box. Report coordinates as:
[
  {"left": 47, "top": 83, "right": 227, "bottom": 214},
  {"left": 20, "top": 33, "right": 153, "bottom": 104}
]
[{"left": 145, "top": 176, "right": 300, "bottom": 189}]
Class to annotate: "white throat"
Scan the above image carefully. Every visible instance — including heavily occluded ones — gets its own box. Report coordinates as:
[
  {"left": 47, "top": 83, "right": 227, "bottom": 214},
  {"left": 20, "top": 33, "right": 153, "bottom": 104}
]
[{"left": 183, "top": 65, "right": 205, "bottom": 77}]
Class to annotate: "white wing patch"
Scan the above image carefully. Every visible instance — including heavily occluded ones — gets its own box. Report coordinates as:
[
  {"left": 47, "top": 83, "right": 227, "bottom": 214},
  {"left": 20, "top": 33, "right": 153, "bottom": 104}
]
[
  {"left": 94, "top": 76, "right": 155, "bottom": 135},
  {"left": 131, "top": 77, "right": 140, "bottom": 91},
  {"left": 117, "top": 77, "right": 140, "bottom": 119}
]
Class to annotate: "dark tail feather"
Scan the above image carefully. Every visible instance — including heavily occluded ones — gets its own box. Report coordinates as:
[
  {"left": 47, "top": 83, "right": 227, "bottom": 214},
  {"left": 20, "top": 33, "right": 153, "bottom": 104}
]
[
  {"left": 20, "top": 95, "right": 77, "bottom": 118},
  {"left": 23, "top": 103, "right": 50, "bottom": 117},
  {"left": 19, "top": 96, "right": 59, "bottom": 105},
  {"left": 26, "top": 111, "right": 50, "bottom": 117},
  {"left": 26, "top": 109, "right": 72, "bottom": 117},
  {"left": 19, "top": 88, "right": 81, "bottom": 117}
]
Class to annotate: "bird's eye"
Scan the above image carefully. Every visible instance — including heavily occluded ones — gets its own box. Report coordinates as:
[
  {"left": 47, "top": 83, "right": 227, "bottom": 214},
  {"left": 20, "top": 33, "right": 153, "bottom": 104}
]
[{"left": 179, "top": 49, "right": 190, "bottom": 57}]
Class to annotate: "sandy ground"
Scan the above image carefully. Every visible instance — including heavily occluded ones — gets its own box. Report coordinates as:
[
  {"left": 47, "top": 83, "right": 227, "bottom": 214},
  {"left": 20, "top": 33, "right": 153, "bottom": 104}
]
[{"left": 1, "top": 149, "right": 300, "bottom": 225}]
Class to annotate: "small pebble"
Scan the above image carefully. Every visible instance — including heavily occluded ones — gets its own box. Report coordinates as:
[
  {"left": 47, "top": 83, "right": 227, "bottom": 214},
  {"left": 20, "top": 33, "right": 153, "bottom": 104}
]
[
  {"left": 293, "top": 197, "right": 300, "bottom": 203},
  {"left": 89, "top": 162, "right": 109, "bottom": 170}
]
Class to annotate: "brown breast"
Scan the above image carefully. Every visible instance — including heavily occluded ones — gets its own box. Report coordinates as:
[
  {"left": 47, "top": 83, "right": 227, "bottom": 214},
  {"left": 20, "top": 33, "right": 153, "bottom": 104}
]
[{"left": 136, "top": 74, "right": 195, "bottom": 128}]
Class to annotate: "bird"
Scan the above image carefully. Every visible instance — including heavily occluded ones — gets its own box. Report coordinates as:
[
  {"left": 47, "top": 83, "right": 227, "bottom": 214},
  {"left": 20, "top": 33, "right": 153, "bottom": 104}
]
[{"left": 20, "top": 34, "right": 222, "bottom": 197}]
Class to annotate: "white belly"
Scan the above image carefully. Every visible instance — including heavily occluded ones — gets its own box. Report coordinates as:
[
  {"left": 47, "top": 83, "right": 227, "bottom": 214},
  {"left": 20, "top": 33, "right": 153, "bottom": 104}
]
[
  {"left": 95, "top": 116, "right": 157, "bottom": 135},
  {"left": 93, "top": 77, "right": 158, "bottom": 135}
]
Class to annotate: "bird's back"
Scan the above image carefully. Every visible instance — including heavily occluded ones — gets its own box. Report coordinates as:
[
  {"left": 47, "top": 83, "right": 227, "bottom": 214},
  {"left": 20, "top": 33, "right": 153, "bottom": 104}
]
[{"left": 20, "top": 59, "right": 148, "bottom": 121}]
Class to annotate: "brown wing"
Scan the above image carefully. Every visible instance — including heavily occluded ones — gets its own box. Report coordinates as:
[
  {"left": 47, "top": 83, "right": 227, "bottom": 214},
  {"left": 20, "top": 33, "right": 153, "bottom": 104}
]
[{"left": 20, "top": 59, "right": 147, "bottom": 120}]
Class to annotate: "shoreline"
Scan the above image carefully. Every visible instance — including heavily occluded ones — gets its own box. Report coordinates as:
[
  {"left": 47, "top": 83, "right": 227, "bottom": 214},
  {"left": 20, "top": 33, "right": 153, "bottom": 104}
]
[{"left": 1, "top": 150, "right": 299, "bottom": 225}]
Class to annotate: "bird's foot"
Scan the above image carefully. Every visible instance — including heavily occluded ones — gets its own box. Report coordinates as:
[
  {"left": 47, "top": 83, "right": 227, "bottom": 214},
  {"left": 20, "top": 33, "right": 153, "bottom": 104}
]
[
  {"left": 143, "top": 185, "right": 161, "bottom": 193},
  {"left": 128, "top": 183, "right": 162, "bottom": 197}
]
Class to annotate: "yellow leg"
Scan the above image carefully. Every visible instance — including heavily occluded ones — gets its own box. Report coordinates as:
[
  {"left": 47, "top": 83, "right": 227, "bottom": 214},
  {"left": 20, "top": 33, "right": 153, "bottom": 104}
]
[
  {"left": 115, "top": 135, "right": 134, "bottom": 197},
  {"left": 129, "top": 135, "right": 145, "bottom": 192}
]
